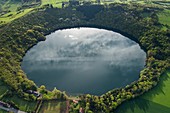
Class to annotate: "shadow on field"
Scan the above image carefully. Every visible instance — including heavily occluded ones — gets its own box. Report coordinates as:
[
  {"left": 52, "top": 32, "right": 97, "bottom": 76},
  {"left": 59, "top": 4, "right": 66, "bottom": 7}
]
[
  {"left": 142, "top": 71, "right": 170, "bottom": 100},
  {"left": 114, "top": 97, "right": 150, "bottom": 113},
  {"left": 115, "top": 71, "right": 170, "bottom": 113}
]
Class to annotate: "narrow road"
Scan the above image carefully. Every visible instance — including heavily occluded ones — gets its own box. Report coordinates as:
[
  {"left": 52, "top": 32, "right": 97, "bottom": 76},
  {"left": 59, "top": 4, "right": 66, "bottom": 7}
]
[{"left": 0, "top": 106, "right": 10, "bottom": 112}]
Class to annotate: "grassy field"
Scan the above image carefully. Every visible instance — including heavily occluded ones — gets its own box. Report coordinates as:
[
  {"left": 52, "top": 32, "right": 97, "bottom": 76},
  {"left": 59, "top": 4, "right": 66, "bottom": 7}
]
[
  {"left": 0, "top": 109, "right": 9, "bottom": 113},
  {"left": 38, "top": 100, "right": 67, "bottom": 113},
  {"left": 0, "top": 8, "right": 35, "bottom": 24},
  {"left": 1, "top": 95, "right": 37, "bottom": 112},
  {"left": 0, "top": 0, "right": 39, "bottom": 24},
  {"left": 0, "top": 81, "right": 9, "bottom": 96},
  {"left": 142, "top": 70, "right": 170, "bottom": 108},
  {"left": 0, "top": 0, "right": 170, "bottom": 25},
  {"left": 0, "top": 0, "right": 69, "bottom": 24},
  {"left": 158, "top": 9, "right": 170, "bottom": 26},
  {"left": 41, "top": 0, "right": 69, "bottom": 8},
  {"left": 115, "top": 70, "right": 170, "bottom": 113},
  {"left": 0, "top": 81, "right": 37, "bottom": 112}
]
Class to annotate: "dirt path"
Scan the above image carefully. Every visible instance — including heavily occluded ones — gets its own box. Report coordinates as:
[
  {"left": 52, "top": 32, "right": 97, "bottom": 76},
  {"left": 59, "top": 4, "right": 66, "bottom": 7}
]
[{"left": 65, "top": 100, "right": 70, "bottom": 113}]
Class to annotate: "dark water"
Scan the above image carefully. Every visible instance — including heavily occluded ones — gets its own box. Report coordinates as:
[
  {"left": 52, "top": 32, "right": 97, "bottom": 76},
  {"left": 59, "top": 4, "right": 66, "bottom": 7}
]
[{"left": 21, "top": 28, "right": 146, "bottom": 95}]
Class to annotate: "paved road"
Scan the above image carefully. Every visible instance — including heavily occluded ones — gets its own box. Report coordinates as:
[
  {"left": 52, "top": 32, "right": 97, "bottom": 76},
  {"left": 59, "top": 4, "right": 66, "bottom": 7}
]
[
  {"left": 0, "top": 105, "right": 26, "bottom": 113},
  {"left": 18, "top": 110, "right": 26, "bottom": 113},
  {"left": 0, "top": 106, "right": 18, "bottom": 113},
  {"left": 0, "top": 106, "right": 10, "bottom": 112}
]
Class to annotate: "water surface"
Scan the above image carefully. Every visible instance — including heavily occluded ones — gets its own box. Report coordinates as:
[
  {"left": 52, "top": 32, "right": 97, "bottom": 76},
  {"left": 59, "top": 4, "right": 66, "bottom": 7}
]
[{"left": 22, "top": 28, "right": 146, "bottom": 95}]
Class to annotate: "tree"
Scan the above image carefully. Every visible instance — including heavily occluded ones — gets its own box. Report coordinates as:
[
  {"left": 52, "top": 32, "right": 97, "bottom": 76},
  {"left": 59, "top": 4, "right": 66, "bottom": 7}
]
[{"left": 39, "top": 85, "right": 47, "bottom": 94}]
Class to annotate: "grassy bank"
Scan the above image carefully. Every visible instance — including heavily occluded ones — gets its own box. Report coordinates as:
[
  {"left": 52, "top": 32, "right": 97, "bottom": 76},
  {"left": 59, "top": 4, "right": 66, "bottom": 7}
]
[{"left": 115, "top": 70, "right": 170, "bottom": 113}]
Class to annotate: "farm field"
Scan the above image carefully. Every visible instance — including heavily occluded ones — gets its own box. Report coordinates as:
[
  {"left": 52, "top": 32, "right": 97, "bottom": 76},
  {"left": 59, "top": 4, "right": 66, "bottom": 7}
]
[
  {"left": 41, "top": 0, "right": 69, "bottom": 8},
  {"left": 115, "top": 70, "right": 170, "bottom": 113},
  {"left": 38, "top": 100, "right": 67, "bottom": 113},
  {"left": 1, "top": 0, "right": 170, "bottom": 25},
  {"left": 0, "top": 0, "right": 39, "bottom": 24}
]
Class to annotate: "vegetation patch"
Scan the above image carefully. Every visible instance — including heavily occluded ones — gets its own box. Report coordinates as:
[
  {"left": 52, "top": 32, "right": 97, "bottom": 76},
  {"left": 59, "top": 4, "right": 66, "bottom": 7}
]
[
  {"left": 0, "top": 109, "right": 8, "bottom": 113},
  {"left": 0, "top": 81, "right": 9, "bottom": 96},
  {"left": 158, "top": 9, "right": 170, "bottom": 29}
]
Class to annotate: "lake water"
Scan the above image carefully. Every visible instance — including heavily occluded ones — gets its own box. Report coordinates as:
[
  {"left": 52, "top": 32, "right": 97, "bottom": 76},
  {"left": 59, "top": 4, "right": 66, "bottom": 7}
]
[{"left": 21, "top": 28, "right": 146, "bottom": 95}]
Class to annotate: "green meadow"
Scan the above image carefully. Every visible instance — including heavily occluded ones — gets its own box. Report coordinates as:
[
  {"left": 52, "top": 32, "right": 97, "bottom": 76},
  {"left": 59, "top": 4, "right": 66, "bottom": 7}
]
[
  {"left": 158, "top": 9, "right": 170, "bottom": 26},
  {"left": 1, "top": 0, "right": 170, "bottom": 25},
  {"left": 41, "top": 0, "right": 69, "bottom": 8},
  {"left": 115, "top": 70, "right": 170, "bottom": 113},
  {"left": 0, "top": 0, "right": 37, "bottom": 24}
]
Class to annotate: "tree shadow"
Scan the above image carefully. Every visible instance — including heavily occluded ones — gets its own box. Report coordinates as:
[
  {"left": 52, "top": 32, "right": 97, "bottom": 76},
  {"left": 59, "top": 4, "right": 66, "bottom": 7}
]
[
  {"left": 115, "top": 70, "right": 170, "bottom": 113},
  {"left": 142, "top": 70, "right": 170, "bottom": 100},
  {"left": 114, "top": 97, "right": 150, "bottom": 113}
]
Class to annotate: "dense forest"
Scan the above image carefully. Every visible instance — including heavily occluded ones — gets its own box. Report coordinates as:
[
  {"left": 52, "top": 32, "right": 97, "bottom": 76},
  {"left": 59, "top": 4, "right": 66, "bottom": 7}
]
[{"left": 0, "top": 2, "right": 169, "bottom": 112}]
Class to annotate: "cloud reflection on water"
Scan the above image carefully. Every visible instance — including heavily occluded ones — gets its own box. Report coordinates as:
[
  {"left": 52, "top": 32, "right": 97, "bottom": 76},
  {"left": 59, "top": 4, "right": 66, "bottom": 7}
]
[{"left": 22, "top": 28, "right": 146, "bottom": 95}]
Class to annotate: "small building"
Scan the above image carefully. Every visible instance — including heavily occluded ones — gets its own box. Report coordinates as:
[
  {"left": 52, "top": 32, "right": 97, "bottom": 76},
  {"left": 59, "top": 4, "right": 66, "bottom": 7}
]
[
  {"left": 25, "top": 90, "right": 41, "bottom": 97},
  {"left": 73, "top": 99, "right": 78, "bottom": 104},
  {"left": 62, "top": 2, "right": 69, "bottom": 8},
  {"left": 33, "top": 91, "right": 41, "bottom": 97}
]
